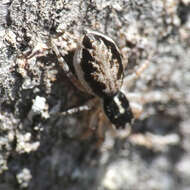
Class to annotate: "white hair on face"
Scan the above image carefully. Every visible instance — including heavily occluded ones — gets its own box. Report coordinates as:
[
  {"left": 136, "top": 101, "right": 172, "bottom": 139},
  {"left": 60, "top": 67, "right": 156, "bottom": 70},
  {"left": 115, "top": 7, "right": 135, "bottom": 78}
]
[{"left": 113, "top": 95, "right": 125, "bottom": 114}]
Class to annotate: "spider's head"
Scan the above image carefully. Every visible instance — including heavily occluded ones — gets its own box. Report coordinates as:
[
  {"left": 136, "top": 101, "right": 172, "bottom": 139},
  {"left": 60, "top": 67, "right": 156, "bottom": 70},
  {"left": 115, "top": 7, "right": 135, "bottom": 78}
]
[{"left": 103, "top": 91, "right": 133, "bottom": 128}]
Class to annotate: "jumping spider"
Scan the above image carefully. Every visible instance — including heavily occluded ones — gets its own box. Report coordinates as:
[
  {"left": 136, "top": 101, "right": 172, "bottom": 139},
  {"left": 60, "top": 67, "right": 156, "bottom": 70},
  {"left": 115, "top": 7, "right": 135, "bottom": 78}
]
[
  {"left": 51, "top": 28, "right": 151, "bottom": 143},
  {"left": 16, "top": 28, "right": 151, "bottom": 145}
]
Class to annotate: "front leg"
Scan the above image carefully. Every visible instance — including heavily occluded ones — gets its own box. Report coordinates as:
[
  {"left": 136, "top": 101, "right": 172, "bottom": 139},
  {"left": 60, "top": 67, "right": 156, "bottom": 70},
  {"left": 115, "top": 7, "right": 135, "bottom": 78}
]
[{"left": 50, "top": 31, "right": 86, "bottom": 92}]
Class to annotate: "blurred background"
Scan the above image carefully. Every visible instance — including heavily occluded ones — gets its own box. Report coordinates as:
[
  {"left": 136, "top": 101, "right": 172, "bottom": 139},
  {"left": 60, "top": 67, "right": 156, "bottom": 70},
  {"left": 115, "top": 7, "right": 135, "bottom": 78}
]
[{"left": 0, "top": 0, "right": 190, "bottom": 189}]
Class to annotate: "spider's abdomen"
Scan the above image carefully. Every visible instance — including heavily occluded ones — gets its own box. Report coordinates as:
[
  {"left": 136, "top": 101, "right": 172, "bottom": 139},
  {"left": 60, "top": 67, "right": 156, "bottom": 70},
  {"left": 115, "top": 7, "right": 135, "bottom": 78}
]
[{"left": 73, "top": 29, "right": 124, "bottom": 98}]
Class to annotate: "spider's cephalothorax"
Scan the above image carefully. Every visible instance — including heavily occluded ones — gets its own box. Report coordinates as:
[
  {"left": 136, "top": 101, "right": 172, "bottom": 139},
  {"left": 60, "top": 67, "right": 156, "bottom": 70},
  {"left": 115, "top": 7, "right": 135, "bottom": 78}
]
[
  {"left": 73, "top": 29, "right": 133, "bottom": 128},
  {"left": 103, "top": 91, "right": 133, "bottom": 128}
]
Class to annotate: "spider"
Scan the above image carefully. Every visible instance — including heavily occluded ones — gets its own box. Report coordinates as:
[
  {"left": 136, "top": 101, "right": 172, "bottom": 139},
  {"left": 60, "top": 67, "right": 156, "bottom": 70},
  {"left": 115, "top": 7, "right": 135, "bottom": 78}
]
[
  {"left": 50, "top": 28, "right": 151, "bottom": 144},
  {"left": 15, "top": 28, "right": 151, "bottom": 146}
]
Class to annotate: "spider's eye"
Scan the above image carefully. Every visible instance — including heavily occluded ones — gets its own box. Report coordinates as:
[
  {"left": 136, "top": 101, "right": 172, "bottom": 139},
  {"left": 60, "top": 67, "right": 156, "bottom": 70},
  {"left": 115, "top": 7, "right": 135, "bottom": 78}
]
[{"left": 103, "top": 91, "right": 133, "bottom": 128}]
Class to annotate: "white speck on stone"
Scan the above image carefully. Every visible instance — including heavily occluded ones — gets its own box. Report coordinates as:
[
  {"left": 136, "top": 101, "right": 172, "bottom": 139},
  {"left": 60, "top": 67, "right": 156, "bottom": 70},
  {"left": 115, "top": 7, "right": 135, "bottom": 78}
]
[
  {"left": 8, "top": 131, "right": 14, "bottom": 142},
  {"left": 0, "top": 154, "right": 8, "bottom": 174},
  {"left": 32, "top": 96, "right": 46, "bottom": 113},
  {"left": 182, "top": 0, "right": 190, "bottom": 4},
  {"left": 72, "top": 168, "right": 81, "bottom": 179},
  {"left": 102, "top": 160, "right": 138, "bottom": 190},
  {"left": 16, "top": 132, "right": 40, "bottom": 153},
  {"left": 175, "top": 155, "right": 190, "bottom": 181},
  {"left": 4, "top": 30, "right": 17, "bottom": 47},
  {"left": 28, "top": 96, "right": 49, "bottom": 120},
  {"left": 16, "top": 168, "right": 32, "bottom": 188},
  {"left": 112, "top": 2, "right": 122, "bottom": 11}
]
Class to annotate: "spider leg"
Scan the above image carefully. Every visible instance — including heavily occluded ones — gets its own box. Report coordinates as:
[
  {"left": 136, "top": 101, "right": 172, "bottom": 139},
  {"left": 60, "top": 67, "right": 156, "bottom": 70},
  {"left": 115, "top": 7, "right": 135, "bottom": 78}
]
[
  {"left": 17, "top": 38, "right": 50, "bottom": 61},
  {"left": 52, "top": 97, "right": 97, "bottom": 117},
  {"left": 125, "top": 91, "right": 171, "bottom": 119},
  {"left": 27, "top": 42, "right": 49, "bottom": 59},
  {"left": 95, "top": 111, "right": 106, "bottom": 147},
  {"left": 122, "top": 50, "right": 155, "bottom": 90},
  {"left": 125, "top": 92, "right": 144, "bottom": 119},
  {"left": 50, "top": 32, "right": 86, "bottom": 91},
  {"left": 15, "top": 40, "right": 51, "bottom": 89},
  {"left": 122, "top": 60, "right": 149, "bottom": 90},
  {"left": 127, "top": 91, "right": 170, "bottom": 105},
  {"left": 129, "top": 102, "right": 143, "bottom": 119},
  {"left": 56, "top": 104, "right": 91, "bottom": 116},
  {"left": 77, "top": 98, "right": 109, "bottom": 148},
  {"left": 121, "top": 52, "right": 156, "bottom": 118},
  {"left": 79, "top": 105, "right": 100, "bottom": 140}
]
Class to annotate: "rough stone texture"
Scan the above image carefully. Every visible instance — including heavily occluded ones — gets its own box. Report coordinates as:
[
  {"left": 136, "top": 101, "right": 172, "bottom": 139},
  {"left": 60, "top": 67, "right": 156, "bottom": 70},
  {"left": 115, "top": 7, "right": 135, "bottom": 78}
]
[{"left": 0, "top": 0, "right": 190, "bottom": 190}]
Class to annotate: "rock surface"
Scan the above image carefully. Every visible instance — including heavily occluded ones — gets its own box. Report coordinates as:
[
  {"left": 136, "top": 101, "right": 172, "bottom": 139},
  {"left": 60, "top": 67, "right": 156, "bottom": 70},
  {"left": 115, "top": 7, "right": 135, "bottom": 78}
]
[{"left": 0, "top": 0, "right": 190, "bottom": 189}]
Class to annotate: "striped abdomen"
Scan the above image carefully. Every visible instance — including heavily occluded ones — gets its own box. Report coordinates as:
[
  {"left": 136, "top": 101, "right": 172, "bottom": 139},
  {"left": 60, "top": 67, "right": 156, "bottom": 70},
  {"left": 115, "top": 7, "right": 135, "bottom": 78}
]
[{"left": 73, "top": 29, "right": 124, "bottom": 98}]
